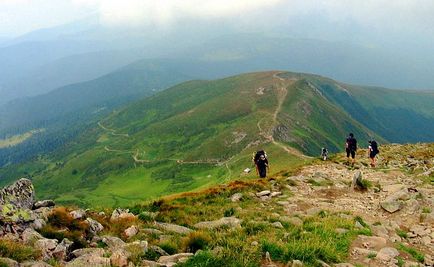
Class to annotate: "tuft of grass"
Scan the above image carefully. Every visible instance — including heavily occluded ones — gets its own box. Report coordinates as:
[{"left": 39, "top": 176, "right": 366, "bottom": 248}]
[
  {"left": 159, "top": 242, "right": 178, "bottom": 255},
  {"left": 396, "top": 229, "right": 408, "bottom": 239},
  {"left": 396, "top": 256, "right": 405, "bottom": 267},
  {"left": 367, "top": 252, "right": 377, "bottom": 259},
  {"left": 223, "top": 207, "right": 236, "bottom": 217},
  {"left": 182, "top": 231, "right": 212, "bottom": 253},
  {"left": 397, "top": 243, "right": 424, "bottom": 263},
  {"left": 422, "top": 207, "right": 431, "bottom": 213},
  {"left": 138, "top": 212, "right": 154, "bottom": 222},
  {"left": 354, "top": 216, "right": 369, "bottom": 228},
  {"left": 0, "top": 239, "right": 41, "bottom": 262}
]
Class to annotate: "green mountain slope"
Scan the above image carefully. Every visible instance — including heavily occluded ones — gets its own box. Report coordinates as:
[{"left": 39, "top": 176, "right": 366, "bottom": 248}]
[{"left": 1, "top": 71, "right": 433, "bottom": 207}]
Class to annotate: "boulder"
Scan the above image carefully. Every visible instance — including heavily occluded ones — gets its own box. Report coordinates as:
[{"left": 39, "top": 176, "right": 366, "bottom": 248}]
[
  {"left": 110, "top": 250, "right": 129, "bottom": 267},
  {"left": 142, "top": 260, "right": 164, "bottom": 267},
  {"left": 149, "top": 245, "right": 169, "bottom": 257},
  {"left": 52, "top": 238, "right": 73, "bottom": 261},
  {"left": 155, "top": 222, "right": 192, "bottom": 235},
  {"left": 71, "top": 248, "right": 105, "bottom": 258},
  {"left": 65, "top": 254, "right": 110, "bottom": 267},
  {"left": 271, "top": 222, "right": 284, "bottom": 228},
  {"left": 380, "top": 201, "right": 403, "bottom": 213},
  {"left": 124, "top": 225, "right": 139, "bottom": 238},
  {"left": 281, "top": 216, "right": 303, "bottom": 227},
  {"left": 21, "top": 261, "right": 53, "bottom": 267},
  {"left": 375, "top": 247, "right": 399, "bottom": 261},
  {"left": 21, "top": 228, "right": 43, "bottom": 245},
  {"left": 111, "top": 208, "right": 136, "bottom": 221},
  {"left": 34, "top": 238, "right": 58, "bottom": 260},
  {"left": 0, "top": 178, "right": 35, "bottom": 210},
  {"left": 32, "top": 200, "right": 55, "bottom": 209},
  {"left": 69, "top": 209, "right": 86, "bottom": 220},
  {"left": 230, "top": 193, "right": 243, "bottom": 202},
  {"left": 291, "top": 260, "right": 303, "bottom": 267},
  {"left": 86, "top": 217, "right": 104, "bottom": 235},
  {"left": 102, "top": 236, "right": 126, "bottom": 251},
  {"left": 157, "top": 253, "right": 193, "bottom": 265},
  {"left": 30, "top": 218, "right": 46, "bottom": 230},
  {"left": 0, "top": 258, "right": 19, "bottom": 267},
  {"left": 351, "top": 171, "right": 363, "bottom": 190},
  {"left": 256, "top": 190, "right": 271, "bottom": 197},
  {"left": 194, "top": 217, "right": 242, "bottom": 230}
]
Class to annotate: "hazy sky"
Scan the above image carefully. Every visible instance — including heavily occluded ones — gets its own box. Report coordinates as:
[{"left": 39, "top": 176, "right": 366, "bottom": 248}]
[{"left": 1, "top": 0, "right": 434, "bottom": 38}]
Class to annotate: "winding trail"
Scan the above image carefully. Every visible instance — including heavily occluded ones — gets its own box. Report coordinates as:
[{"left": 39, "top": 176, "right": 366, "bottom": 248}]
[{"left": 98, "top": 122, "right": 129, "bottom": 138}]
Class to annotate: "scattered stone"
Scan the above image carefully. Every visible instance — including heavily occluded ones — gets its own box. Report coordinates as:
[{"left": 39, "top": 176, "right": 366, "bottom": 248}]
[
  {"left": 194, "top": 217, "right": 242, "bottom": 229},
  {"left": 142, "top": 228, "right": 163, "bottom": 235},
  {"left": 124, "top": 225, "right": 139, "bottom": 238},
  {"left": 230, "top": 193, "right": 243, "bottom": 202},
  {"left": 69, "top": 209, "right": 86, "bottom": 220},
  {"left": 270, "top": 192, "right": 282, "bottom": 197},
  {"left": 110, "top": 250, "right": 129, "bottom": 267},
  {"left": 21, "top": 228, "right": 43, "bottom": 245},
  {"left": 256, "top": 190, "right": 271, "bottom": 197},
  {"left": 157, "top": 253, "right": 194, "bottom": 265},
  {"left": 65, "top": 254, "right": 110, "bottom": 267},
  {"left": 271, "top": 221, "right": 284, "bottom": 228},
  {"left": 355, "top": 221, "right": 364, "bottom": 229},
  {"left": 111, "top": 208, "right": 136, "bottom": 221},
  {"left": 357, "top": 236, "right": 387, "bottom": 250},
  {"left": 375, "top": 247, "right": 399, "bottom": 261},
  {"left": 291, "top": 259, "right": 303, "bottom": 267},
  {"left": 380, "top": 200, "right": 403, "bottom": 213},
  {"left": 102, "top": 236, "right": 126, "bottom": 251},
  {"left": 30, "top": 218, "right": 46, "bottom": 230},
  {"left": 334, "top": 264, "right": 354, "bottom": 267},
  {"left": 32, "top": 200, "right": 55, "bottom": 209},
  {"left": 351, "top": 171, "right": 363, "bottom": 190},
  {"left": 141, "top": 260, "right": 164, "bottom": 267},
  {"left": 86, "top": 217, "right": 104, "bottom": 235},
  {"left": 71, "top": 248, "right": 105, "bottom": 258},
  {"left": 52, "top": 238, "right": 73, "bottom": 261},
  {"left": 305, "top": 207, "right": 322, "bottom": 216},
  {"left": 34, "top": 238, "right": 58, "bottom": 260},
  {"left": 155, "top": 222, "right": 192, "bottom": 235},
  {"left": 149, "top": 245, "right": 169, "bottom": 257},
  {"left": 21, "top": 261, "right": 53, "bottom": 267}
]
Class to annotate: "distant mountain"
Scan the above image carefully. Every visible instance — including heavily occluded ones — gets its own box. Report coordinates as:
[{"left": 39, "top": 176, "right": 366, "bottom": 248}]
[{"left": 1, "top": 71, "right": 432, "bottom": 207}]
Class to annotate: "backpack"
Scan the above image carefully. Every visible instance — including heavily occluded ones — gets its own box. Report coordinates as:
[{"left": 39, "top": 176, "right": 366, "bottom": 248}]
[
  {"left": 347, "top": 137, "right": 357, "bottom": 151},
  {"left": 371, "top": 140, "right": 379, "bottom": 153},
  {"left": 253, "top": 150, "right": 266, "bottom": 162}
]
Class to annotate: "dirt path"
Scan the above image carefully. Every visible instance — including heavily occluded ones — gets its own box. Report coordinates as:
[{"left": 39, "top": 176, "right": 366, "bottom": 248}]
[{"left": 98, "top": 122, "right": 129, "bottom": 138}]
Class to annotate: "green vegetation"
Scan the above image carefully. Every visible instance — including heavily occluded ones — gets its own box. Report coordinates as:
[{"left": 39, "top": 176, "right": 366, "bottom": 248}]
[
  {"left": 0, "top": 239, "right": 40, "bottom": 262},
  {"left": 0, "top": 129, "right": 44, "bottom": 149},
  {"left": 397, "top": 243, "right": 425, "bottom": 263}
]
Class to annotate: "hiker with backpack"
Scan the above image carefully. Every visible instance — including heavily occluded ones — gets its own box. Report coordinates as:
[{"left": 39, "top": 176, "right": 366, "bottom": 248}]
[
  {"left": 345, "top": 133, "right": 357, "bottom": 165},
  {"left": 321, "top": 147, "right": 328, "bottom": 161},
  {"left": 253, "top": 150, "right": 269, "bottom": 178},
  {"left": 368, "top": 140, "right": 380, "bottom": 167}
]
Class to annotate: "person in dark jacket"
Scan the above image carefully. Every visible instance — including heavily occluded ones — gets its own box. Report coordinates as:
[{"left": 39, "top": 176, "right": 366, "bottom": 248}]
[
  {"left": 368, "top": 140, "right": 379, "bottom": 167},
  {"left": 345, "top": 133, "right": 357, "bottom": 165},
  {"left": 255, "top": 154, "right": 269, "bottom": 178}
]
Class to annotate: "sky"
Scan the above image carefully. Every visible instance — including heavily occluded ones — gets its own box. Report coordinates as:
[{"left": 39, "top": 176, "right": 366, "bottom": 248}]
[{"left": 1, "top": 0, "right": 434, "bottom": 39}]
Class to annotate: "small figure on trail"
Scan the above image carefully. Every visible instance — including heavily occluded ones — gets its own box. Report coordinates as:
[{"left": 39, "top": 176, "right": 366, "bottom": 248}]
[
  {"left": 368, "top": 140, "right": 379, "bottom": 167},
  {"left": 345, "top": 133, "right": 357, "bottom": 165},
  {"left": 321, "top": 147, "right": 328, "bottom": 161},
  {"left": 253, "top": 150, "right": 269, "bottom": 178}
]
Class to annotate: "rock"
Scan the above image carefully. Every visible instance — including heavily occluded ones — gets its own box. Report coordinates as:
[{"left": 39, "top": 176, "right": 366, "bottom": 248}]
[
  {"left": 316, "top": 260, "right": 330, "bottom": 267},
  {"left": 335, "top": 228, "right": 349, "bottom": 234},
  {"left": 149, "top": 245, "right": 169, "bottom": 256},
  {"left": 271, "top": 221, "right": 284, "bottom": 228},
  {"left": 270, "top": 191, "right": 282, "bottom": 197},
  {"left": 277, "top": 201, "right": 290, "bottom": 206},
  {"left": 155, "top": 222, "right": 193, "bottom": 235},
  {"left": 352, "top": 247, "right": 377, "bottom": 256},
  {"left": 371, "top": 225, "right": 388, "bottom": 237},
  {"left": 410, "top": 225, "right": 429, "bottom": 237},
  {"left": 86, "top": 217, "right": 104, "bottom": 235},
  {"left": 0, "top": 178, "right": 35, "bottom": 210},
  {"left": 334, "top": 264, "right": 354, "bottom": 267},
  {"left": 34, "top": 238, "right": 58, "bottom": 260},
  {"left": 194, "top": 217, "right": 242, "bottom": 229},
  {"left": 71, "top": 248, "right": 105, "bottom": 258},
  {"left": 424, "top": 254, "right": 433, "bottom": 266},
  {"left": 102, "top": 236, "right": 126, "bottom": 251},
  {"left": 0, "top": 257, "right": 19, "bottom": 267},
  {"left": 305, "top": 207, "right": 322, "bottom": 216},
  {"left": 21, "top": 261, "right": 53, "bottom": 267},
  {"left": 256, "top": 190, "right": 271, "bottom": 197},
  {"left": 291, "top": 259, "right": 303, "bottom": 267},
  {"left": 110, "top": 250, "right": 129, "bottom": 267},
  {"left": 380, "top": 200, "right": 403, "bottom": 213},
  {"left": 52, "top": 238, "right": 73, "bottom": 261},
  {"left": 124, "top": 225, "right": 139, "bottom": 238},
  {"left": 111, "top": 208, "right": 136, "bottom": 221},
  {"left": 32, "top": 200, "right": 55, "bottom": 209},
  {"left": 423, "top": 212, "right": 434, "bottom": 224},
  {"left": 351, "top": 171, "right": 363, "bottom": 190},
  {"left": 375, "top": 247, "right": 399, "bottom": 261},
  {"left": 124, "top": 240, "right": 148, "bottom": 254},
  {"left": 357, "top": 236, "right": 387, "bottom": 250},
  {"left": 66, "top": 254, "right": 110, "bottom": 267},
  {"left": 403, "top": 261, "right": 422, "bottom": 267},
  {"left": 386, "top": 189, "right": 410, "bottom": 202},
  {"left": 21, "top": 228, "right": 43, "bottom": 245},
  {"left": 230, "top": 193, "right": 243, "bottom": 202},
  {"left": 355, "top": 221, "right": 364, "bottom": 229},
  {"left": 382, "top": 184, "right": 406, "bottom": 193},
  {"left": 30, "top": 218, "right": 46, "bottom": 230},
  {"left": 251, "top": 241, "right": 259, "bottom": 246},
  {"left": 141, "top": 260, "right": 164, "bottom": 267},
  {"left": 281, "top": 216, "right": 303, "bottom": 227},
  {"left": 69, "top": 209, "right": 86, "bottom": 220},
  {"left": 158, "top": 253, "right": 193, "bottom": 265}
]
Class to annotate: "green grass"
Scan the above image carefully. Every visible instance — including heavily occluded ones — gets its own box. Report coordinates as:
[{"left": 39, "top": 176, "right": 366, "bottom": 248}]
[
  {"left": 0, "top": 239, "right": 40, "bottom": 262},
  {"left": 397, "top": 243, "right": 425, "bottom": 263}
]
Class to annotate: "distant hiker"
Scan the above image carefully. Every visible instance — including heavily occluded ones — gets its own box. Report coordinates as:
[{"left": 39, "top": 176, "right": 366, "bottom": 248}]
[
  {"left": 368, "top": 140, "right": 379, "bottom": 167},
  {"left": 253, "top": 150, "right": 269, "bottom": 178},
  {"left": 321, "top": 147, "right": 328, "bottom": 161},
  {"left": 345, "top": 133, "right": 357, "bottom": 165}
]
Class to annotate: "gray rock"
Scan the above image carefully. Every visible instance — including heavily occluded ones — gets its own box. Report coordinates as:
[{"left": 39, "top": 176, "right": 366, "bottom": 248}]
[
  {"left": 52, "top": 238, "right": 73, "bottom": 261},
  {"left": 194, "top": 217, "right": 242, "bottom": 229},
  {"left": 30, "top": 218, "right": 46, "bottom": 230},
  {"left": 291, "top": 259, "right": 303, "bottom": 267},
  {"left": 141, "top": 260, "right": 164, "bottom": 267},
  {"left": 281, "top": 216, "right": 303, "bottom": 227},
  {"left": 149, "top": 245, "right": 169, "bottom": 256},
  {"left": 271, "top": 221, "right": 284, "bottom": 228},
  {"left": 155, "top": 222, "right": 192, "bottom": 235},
  {"left": 351, "top": 171, "right": 363, "bottom": 190},
  {"left": 33, "top": 200, "right": 55, "bottom": 209},
  {"left": 230, "top": 193, "right": 243, "bottom": 202},
  {"left": 69, "top": 209, "right": 86, "bottom": 220},
  {"left": 157, "top": 253, "right": 194, "bottom": 265},
  {"left": 86, "top": 217, "right": 104, "bottom": 235},
  {"left": 21, "top": 261, "right": 53, "bottom": 267},
  {"left": 256, "top": 190, "right": 271, "bottom": 197},
  {"left": 334, "top": 264, "right": 355, "bottom": 267},
  {"left": 124, "top": 225, "right": 139, "bottom": 238},
  {"left": 21, "top": 228, "right": 43, "bottom": 245},
  {"left": 110, "top": 249, "right": 129, "bottom": 267},
  {"left": 111, "top": 208, "right": 135, "bottom": 221},
  {"left": 380, "top": 200, "right": 403, "bottom": 213},
  {"left": 102, "top": 236, "right": 125, "bottom": 251},
  {"left": 71, "top": 248, "right": 105, "bottom": 258},
  {"left": 34, "top": 238, "right": 58, "bottom": 260},
  {"left": 0, "top": 178, "right": 35, "bottom": 210},
  {"left": 270, "top": 191, "right": 282, "bottom": 197},
  {"left": 0, "top": 257, "right": 19, "bottom": 267},
  {"left": 375, "top": 247, "right": 399, "bottom": 261},
  {"left": 65, "top": 254, "right": 110, "bottom": 267}
]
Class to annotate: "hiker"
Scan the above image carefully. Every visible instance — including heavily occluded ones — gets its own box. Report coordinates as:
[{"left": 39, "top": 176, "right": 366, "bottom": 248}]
[
  {"left": 345, "top": 133, "right": 357, "bottom": 165},
  {"left": 321, "top": 147, "right": 328, "bottom": 161},
  {"left": 368, "top": 140, "right": 379, "bottom": 167},
  {"left": 253, "top": 150, "right": 269, "bottom": 178}
]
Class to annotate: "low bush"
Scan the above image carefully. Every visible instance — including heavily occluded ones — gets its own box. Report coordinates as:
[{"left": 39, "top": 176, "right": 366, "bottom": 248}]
[
  {"left": 182, "top": 231, "right": 212, "bottom": 253},
  {"left": 0, "top": 239, "right": 40, "bottom": 262}
]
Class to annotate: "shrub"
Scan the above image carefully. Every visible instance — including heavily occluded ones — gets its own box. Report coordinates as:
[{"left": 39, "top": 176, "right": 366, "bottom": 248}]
[
  {"left": 182, "top": 231, "right": 212, "bottom": 253},
  {"left": 0, "top": 239, "right": 40, "bottom": 262},
  {"left": 159, "top": 242, "right": 178, "bottom": 255},
  {"left": 224, "top": 207, "right": 236, "bottom": 217},
  {"left": 396, "top": 229, "right": 408, "bottom": 239},
  {"left": 138, "top": 212, "right": 153, "bottom": 222}
]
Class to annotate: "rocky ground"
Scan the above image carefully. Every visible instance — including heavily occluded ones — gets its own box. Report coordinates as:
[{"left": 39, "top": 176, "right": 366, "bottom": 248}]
[{"left": 0, "top": 143, "right": 433, "bottom": 267}]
